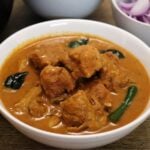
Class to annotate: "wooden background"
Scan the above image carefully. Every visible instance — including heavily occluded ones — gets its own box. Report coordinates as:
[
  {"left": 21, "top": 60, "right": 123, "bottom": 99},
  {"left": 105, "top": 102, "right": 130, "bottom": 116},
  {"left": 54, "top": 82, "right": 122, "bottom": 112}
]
[{"left": 0, "top": 0, "right": 150, "bottom": 150}]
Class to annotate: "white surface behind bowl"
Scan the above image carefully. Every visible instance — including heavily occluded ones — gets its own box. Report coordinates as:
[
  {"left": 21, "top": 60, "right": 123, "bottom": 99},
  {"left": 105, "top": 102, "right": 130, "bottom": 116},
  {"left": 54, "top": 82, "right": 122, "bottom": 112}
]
[
  {"left": 24, "top": 0, "right": 101, "bottom": 18},
  {"left": 0, "top": 19, "right": 150, "bottom": 149},
  {"left": 111, "top": 0, "right": 150, "bottom": 46}
]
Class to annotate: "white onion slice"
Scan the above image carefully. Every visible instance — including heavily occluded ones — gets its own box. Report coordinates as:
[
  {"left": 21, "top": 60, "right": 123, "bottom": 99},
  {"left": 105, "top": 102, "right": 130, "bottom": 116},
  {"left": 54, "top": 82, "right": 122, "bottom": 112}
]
[
  {"left": 130, "top": 0, "right": 150, "bottom": 16},
  {"left": 119, "top": 1, "right": 135, "bottom": 10}
]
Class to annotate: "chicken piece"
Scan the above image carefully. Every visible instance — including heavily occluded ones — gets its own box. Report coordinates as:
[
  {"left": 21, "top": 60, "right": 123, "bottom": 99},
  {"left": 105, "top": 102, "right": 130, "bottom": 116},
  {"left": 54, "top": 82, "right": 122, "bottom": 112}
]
[
  {"left": 15, "top": 86, "right": 48, "bottom": 118},
  {"left": 40, "top": 65, "right": 75, "bottom": 100},
  {"left": 86, "top": 81, "right": 112, "bottom": 108},
  {"left": 29, "top": 50, "right": 49, "bottom": 70},
  {"left": 15, "top": 86, "right": 42, "bottom": 114},
  {"left": 100, "top": 53, "right": 130, "bottom": 91},
  {"left": 61, "top": 90, "right": 91, "bottom": 127},
  {"left": 86, "top": 111, "right": 108, "bottom": 131},
  {"left": 61, "top": 90, "right": 108, "bottom": 131},
  {"left": 29, "top": 46, "right": 69, "bottom": 70},
  {"left": 28, "top": 96, "right": 48, "bottom": 118},
  {"left": 64, "top": 45, "right": 102, "bottom": 79}
]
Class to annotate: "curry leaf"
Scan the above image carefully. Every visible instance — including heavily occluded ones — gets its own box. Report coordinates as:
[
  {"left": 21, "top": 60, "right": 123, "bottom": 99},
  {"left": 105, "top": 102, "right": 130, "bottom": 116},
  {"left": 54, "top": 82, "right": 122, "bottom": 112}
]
[
  {"left": 69, "top": 38, "right": 89, "bottom": 48},
  {"left": 99, "top": 49, "right": 125, "bottom": 59},
  {"left": 4, "top": 72, "right": 28, "bottom": 89}
]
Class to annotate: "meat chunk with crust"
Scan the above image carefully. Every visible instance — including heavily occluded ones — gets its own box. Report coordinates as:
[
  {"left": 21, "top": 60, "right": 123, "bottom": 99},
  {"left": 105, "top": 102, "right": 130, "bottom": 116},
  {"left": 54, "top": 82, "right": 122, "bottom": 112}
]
[
  {"left": 86, "top": 81, "right": 112, "bottom": 108},
  {"left": 100, "top": 53, "right": 130, "bottom": 91},
  {"left": 65, "top": 45, "right": 102, "bottom": 79},
  {"left": 40, "top": 65, "right": 75, "bottom": 100},
  {"left": 61, "top": 90, "right": 108, "bottom": 131},
  {"left": 15, "top": 86, "right": 42, "bottom": 114},
  {"left": 28, "top": 96, "right": 48, "bottom": 118},
  {"left": 61, "top": 90, "right": 90, "bottom": 127},
  {"left": 15, "top": 86, "right": 48, "bottom": 118},
  {"left": 29, "top": 46, "right": 69, "bottom": 70}
]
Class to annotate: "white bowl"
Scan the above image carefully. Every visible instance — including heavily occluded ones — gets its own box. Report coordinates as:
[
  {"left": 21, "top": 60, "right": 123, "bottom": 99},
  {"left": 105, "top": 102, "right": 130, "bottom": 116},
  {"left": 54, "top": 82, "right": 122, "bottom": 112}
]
[
  {"left": 0, "top": 19, "right": 150, "bottom": 149},
  {"left": 24, "top": 0, "right": 101, "bottom": 18},
  {"left": 111, "top": 0, "right": 150, "bottom": 46}
]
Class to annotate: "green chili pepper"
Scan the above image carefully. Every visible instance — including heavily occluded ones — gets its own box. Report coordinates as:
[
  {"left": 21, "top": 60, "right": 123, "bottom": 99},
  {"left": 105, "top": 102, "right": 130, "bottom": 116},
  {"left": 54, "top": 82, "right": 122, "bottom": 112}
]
[
  {"left": 69, "top": 38, "right": 89, "bottom": 48},
  {"left": 109, "top": 85, "right": 138, "bottom": 123}
]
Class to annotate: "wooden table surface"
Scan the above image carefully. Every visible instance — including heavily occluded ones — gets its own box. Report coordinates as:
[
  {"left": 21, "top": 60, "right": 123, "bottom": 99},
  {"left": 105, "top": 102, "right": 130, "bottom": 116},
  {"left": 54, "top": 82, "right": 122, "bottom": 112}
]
[{"left": 0, "top": 0, "right": 150, "bottom": 150}]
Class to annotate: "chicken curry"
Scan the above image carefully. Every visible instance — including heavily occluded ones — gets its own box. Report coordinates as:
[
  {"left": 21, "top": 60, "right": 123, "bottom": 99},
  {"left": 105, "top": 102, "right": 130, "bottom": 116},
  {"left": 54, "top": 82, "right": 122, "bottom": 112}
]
[{"left": 0, "top": 34, "right": 149, "bottom": 134}]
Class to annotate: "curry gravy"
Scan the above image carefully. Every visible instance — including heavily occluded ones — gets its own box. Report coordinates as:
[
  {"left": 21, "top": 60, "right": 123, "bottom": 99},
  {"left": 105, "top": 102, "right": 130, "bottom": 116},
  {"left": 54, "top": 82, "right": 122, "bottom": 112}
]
[{"left": 0, "top": 34, "right": 149, "bottom": 134}]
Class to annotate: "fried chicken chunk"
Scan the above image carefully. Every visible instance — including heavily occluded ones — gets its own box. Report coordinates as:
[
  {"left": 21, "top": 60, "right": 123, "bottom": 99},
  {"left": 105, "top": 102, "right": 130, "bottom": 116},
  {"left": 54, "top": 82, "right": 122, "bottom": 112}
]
[
  {"left": 64, "top": 45, "right": 102, "bottom": 79},
  {"left": 29, "top": 45, "right": 69, "bottom": 70},
  {"left": 100, "top": 53, "right": 130, "bottom": 91},
  {"left": 86, "top": 81, "right": 112, "bottom": 108},
  {"left": 15, "top": 86, "right": 48, "bottom": 118},
  {"left": 40, "top": 65, "right": 75, "bottom": 100},
  {"left": 61, "top": 90, "right": 108, "bottom": 131},
  {"left": 61, "top": 90, "right": 89, "bottom": 127}
]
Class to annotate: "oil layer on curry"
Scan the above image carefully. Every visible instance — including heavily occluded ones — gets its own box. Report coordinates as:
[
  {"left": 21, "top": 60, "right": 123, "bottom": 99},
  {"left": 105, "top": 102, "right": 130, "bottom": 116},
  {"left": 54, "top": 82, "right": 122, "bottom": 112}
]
[{"left": 0, "top": 34, "right": 149, "bottom": 134}]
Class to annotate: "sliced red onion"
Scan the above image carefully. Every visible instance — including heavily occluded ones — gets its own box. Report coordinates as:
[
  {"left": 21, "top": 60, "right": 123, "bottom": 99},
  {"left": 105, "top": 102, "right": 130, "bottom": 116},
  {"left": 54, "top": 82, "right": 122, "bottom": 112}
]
[
  {"left": 145, "top": 9, "right": 150, "bottom": 17},
  {"left": 121, "top": 7, "right": 131, "bottom": 15},
  {"left": 118, "top": 0, "right": 150, "bottom": 24},
  {"left": 143, "top": 16, "right": 150, "bottom": 23},
  {"left": 130, "top": 0, "right": 150, "bottom": 16},
  {"left": 119, "top": 1, "right": 135, "bottom": 10}
]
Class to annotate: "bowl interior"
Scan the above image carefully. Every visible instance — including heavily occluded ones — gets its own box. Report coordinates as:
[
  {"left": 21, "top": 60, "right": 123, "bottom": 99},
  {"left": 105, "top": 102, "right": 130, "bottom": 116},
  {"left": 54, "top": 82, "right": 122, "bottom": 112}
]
[{"left": 0, "top": 19, "right": 150, "bottom": 138}]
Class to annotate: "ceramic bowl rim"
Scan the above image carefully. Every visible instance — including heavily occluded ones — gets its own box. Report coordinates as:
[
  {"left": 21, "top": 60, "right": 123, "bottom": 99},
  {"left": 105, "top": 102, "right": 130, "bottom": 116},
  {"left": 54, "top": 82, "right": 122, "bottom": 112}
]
[{"left": 0, "top": 19, "right": 150, "bottom": 140}]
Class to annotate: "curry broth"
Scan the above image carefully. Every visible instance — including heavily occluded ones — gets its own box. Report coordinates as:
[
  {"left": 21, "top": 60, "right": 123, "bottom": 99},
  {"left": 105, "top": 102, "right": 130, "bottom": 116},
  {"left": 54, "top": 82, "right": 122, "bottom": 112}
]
[{"left": 0, "top": 34, "right": 149, "bottom": 134}]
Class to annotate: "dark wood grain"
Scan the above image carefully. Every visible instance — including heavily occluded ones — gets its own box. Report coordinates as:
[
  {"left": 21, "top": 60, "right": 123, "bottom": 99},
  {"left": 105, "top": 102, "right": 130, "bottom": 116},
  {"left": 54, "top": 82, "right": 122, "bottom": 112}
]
[{"left": 0, "top": 0, "right": 149, "bottom": 150}]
